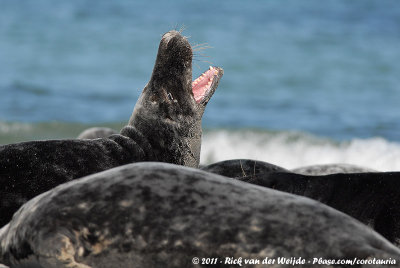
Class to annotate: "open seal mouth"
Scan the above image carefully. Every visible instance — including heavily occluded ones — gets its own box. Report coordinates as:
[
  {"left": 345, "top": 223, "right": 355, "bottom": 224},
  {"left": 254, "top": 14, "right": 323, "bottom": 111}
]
[{"left": 192, "top": 66, "right": 220, "bottom": 103}]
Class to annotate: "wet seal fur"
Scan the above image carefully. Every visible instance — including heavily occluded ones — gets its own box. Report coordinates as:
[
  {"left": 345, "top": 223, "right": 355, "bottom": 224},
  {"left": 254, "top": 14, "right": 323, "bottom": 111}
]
[
  {"left": 0, "top": 30, "right": 223, "bottom": 227},
  {"left": 202, "top": 159, "right": 400, "bottom": 246},
  {"left": 1, "top": 162, "right": 400, "bottom": 268}
]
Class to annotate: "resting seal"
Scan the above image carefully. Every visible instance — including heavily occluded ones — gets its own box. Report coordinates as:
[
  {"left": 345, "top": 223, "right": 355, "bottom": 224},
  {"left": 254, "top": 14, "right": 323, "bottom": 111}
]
[
  {"left": 1, "top": 162, "right": 399, "bottom": 268},
  {"left": 0, "top": 30, "right": 223, "bottom": 227},
  {"left": 238, "top": 170, "right": 400, "bottom": 246},
  {"left": 202, "top": 159, "right": 400, "bottom": 245}
]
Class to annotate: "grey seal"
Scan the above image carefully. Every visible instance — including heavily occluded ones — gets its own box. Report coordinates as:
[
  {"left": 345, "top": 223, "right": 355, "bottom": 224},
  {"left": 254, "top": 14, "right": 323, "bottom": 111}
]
[
  {"left": 235, "top": 170, "right": 400, "bottom": 247},
  {"left": 0, "top": 30, "right": 223, "bottom": 227},
  {"left": 1, "top": 162, "right": 399, "bottom": 268},
  {"left": 77, "top": 127, "right": 118, "bottom": 139}
]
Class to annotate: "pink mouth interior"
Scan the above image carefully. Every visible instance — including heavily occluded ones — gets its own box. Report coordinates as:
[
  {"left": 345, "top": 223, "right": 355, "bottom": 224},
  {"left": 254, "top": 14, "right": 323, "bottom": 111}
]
[{"left": 192, "top": 66, "right": 218, "bottom": 103}]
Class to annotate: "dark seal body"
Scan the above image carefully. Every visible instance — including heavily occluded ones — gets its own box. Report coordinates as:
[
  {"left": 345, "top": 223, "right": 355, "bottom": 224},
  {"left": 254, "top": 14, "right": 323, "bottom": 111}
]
[
  {"left": 202, "top": 159, "right": 400, "bottom": 246},
  {"left": 237, "top": 171, "right": 400, "bottom": 247},
  {"left": 201, "top": 159, "right": 375, "bottom": 177},
  {"left": 0, "top": 30, "right": 223, "bottom": 227},
  {"left": 1, "top": 163, "right": 399, "bottom": 268}
]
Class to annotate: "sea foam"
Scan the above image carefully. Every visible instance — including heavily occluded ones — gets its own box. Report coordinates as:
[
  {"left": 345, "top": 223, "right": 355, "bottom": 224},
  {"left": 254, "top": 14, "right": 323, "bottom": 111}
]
[{"left": 201, "top": 129, "right": 400, "bottom": 171}]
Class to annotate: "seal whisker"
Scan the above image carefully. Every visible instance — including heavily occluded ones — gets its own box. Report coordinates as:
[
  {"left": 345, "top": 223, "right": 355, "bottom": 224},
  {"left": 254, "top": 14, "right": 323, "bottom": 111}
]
[
  {"left": 193, "top": 50, "right": 211, "bottom": 58},
  {"left": 173, "top": 23, "right": 185, "bottom": 33},
  {"left": 193, "top": 62, "right": 202, "bottom": 71},
  {"left": 192, "top": 42, "right": 208, "bottom": 46},
  {"left": 192, "top": 59, "right": 214, "bottom": 65},
  {"left": 178, "top": 25, "right": 186, "bottom": 34},
  {"left": 192, "top": 42, "right": 210, "bottom": 48},
  {"left": 193, "top": 54, "right": 212, "bottom": 59},
  {"left": 193, "top": 46, "right": 212, "bottom": 52},
  {"left": 240, "top": 160, "right": 247, "bottom": 178}
]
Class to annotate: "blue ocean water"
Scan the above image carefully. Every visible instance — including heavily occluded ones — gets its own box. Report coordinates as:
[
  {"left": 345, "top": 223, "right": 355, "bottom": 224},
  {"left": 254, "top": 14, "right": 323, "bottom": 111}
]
[{"left": 1, "top": 0, "right": 400, "bottom": 169}]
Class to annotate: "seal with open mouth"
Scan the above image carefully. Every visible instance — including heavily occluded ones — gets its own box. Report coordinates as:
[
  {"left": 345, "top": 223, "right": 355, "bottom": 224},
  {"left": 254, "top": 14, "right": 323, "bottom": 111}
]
[
  {"left": 0, "top": 30, "right": 223, "bottom": 227},
  {"left": 127, "top": 30, "right": 223, "bottom": 168}
]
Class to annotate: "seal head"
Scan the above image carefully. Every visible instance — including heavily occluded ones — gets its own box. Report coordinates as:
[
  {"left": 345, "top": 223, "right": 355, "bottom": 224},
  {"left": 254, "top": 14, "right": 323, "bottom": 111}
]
[{"left": 128, "top": 30, "right": 223, "bottom": 167}]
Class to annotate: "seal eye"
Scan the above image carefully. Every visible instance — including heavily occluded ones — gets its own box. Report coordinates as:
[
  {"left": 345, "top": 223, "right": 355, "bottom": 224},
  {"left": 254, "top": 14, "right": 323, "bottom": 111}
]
[{"left": 192, "top": 66, "right": 218, "bottom": 103}]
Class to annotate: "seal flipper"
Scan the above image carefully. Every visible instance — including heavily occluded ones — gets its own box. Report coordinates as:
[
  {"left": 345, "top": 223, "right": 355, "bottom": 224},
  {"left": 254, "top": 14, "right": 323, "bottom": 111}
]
[{"left": 113, "top": 126, "right": 156, "bottom": 161}]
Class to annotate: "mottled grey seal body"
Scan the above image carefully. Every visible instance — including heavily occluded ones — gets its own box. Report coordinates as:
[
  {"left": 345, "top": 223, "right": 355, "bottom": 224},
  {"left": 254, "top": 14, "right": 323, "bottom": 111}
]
[
  {"left": 77, "top": 127, "right": 118, "bottom": 139},
  {"left": 1, "top": 163, "right": 399, "bottom": 268},
  {"left": 0, "top": 30, "right": 223, "bottom": 227}
]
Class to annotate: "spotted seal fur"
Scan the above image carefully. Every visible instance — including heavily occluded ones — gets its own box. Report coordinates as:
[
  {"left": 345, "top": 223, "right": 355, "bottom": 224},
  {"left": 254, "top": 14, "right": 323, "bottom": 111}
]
[{"left": 1, "top": 162, "right": 399, "bottom": 267}]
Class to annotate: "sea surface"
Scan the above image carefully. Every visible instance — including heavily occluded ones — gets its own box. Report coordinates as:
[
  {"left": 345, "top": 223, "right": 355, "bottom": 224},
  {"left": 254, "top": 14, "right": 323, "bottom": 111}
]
[{"left": 1, "top": 0, "right": 400, "bottom": 170}]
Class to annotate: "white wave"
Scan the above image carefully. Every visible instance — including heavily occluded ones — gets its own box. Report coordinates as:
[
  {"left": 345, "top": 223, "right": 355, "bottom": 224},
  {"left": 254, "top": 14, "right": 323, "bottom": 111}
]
[
  {"left": 0, "top": 121, "right": 32, "bottom": 134},
  {"left": 201, "top": 130, "right": 400, "bottom": 172}
]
